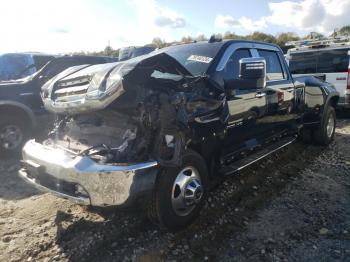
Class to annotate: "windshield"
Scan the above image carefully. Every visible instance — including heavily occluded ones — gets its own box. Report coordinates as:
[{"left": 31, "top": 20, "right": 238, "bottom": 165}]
[
  {"left": 0, "top": 54, "right": 36, "bottom": 81},
  {"left": 163, "top": 42, "right": 223, "bottom": 76}
]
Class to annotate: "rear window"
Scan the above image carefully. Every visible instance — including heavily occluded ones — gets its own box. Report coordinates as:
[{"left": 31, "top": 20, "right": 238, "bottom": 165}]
[
  {"left": 289, "top": 51, "right": 317, "bottom": 74},
  {"left": 317, "top": 49, "right": 349, "bottom": 73},
  {"left": 289, "top": 48, "right": 349, "bottom": 74}
]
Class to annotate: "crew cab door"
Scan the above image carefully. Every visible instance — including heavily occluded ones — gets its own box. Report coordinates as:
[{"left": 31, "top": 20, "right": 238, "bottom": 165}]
[
  {"left": 255, "top": 48, "right": 297, "bottom": 131},
  {"left": 221, "top": 48, "right": 268, "bottom": 152}
]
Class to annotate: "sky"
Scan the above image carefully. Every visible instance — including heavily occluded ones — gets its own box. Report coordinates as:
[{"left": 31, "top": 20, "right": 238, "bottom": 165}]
[{"left": 0, "top": 0, "right": 349, "bottom": 54}]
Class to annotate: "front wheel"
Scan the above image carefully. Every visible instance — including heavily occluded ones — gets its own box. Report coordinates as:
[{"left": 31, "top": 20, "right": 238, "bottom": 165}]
[
  {"left": 0, "top": 116, "right": 28, "bottom": 157},
  {"left": 148, "top": 150, "right": 208, "bottom": 231}
]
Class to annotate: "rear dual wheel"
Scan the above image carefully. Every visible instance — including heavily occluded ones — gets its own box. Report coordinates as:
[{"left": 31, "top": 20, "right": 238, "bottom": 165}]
[{"left": 300, "top": 106, "right": 336, "bottom": 145}]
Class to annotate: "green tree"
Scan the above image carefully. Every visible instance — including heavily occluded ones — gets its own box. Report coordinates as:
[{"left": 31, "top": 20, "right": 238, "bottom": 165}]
[
  {"left": 339, "top": 25, "right": 350, "bottom": 36},
  {"left": 104, "top": 45, "right": 113, "bottom": 56},
  {"left": 223, "top": 31, "right": 245, "bottom": 40},
  {"left": 196, "top": 34, "right": 208, "bottom": 42},
  {"left": 276, "top": 32, "right": 300, "bottom": 47},
  {"left": 247, "top": 31, "right": 276, "bottom": 44},
  {"left": 181, "top": 36, "right": 194, "bottom": 43},
  {"left": 151, "top": 37, "right": 166, "bottom": 48}
]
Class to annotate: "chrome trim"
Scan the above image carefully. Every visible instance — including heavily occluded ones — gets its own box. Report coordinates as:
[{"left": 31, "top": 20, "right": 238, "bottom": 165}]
[
  {"left": 255, "top": 93, "right": 266, "bottom": 98},
  {"left": 19, "top": 169, "right": 90, "bottom": 205},
  {"left": 20, "top": 140, "right": 158, "bottom": 206},
  {"left": 19, "top": 92, "right": 34, "bottom": 96},
  {"left": 42, "top": 62, "right": 124, "bottom": 115}
]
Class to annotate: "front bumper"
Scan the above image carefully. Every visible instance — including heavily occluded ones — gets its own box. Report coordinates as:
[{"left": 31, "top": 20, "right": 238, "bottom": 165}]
[{"left": 19, "top": 140, "right": 159, "bottom": 207}]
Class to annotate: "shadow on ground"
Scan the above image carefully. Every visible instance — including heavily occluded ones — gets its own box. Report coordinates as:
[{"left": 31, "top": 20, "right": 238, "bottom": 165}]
[
  {"left": 53, "top": 140, "right": 328, "bottom": 261},
  {"left": 0, "top": 157, "right": 41, "bottom": 201}
]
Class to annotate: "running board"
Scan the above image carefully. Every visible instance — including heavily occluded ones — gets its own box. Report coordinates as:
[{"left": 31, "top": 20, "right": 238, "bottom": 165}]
[{"left": 220, "top": 136, "right": 297, "bottom": 176}]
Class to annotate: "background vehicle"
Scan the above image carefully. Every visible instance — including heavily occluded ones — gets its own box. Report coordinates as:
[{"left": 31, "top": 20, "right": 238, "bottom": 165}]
[
  {"left": 0, "top": 55, "right": 118, "bottom": 156},
  {"left": 118, "top": 46, "right": 156, "bottom": 61},
  {"left": 286, "top": 36, "right": 350, "bottom": 108},
  {"left": 0, "top": 53, "right": 55, "bottom": 81},
  {"left": 19, "top": 39, "right": 338, "bottom": 230}
]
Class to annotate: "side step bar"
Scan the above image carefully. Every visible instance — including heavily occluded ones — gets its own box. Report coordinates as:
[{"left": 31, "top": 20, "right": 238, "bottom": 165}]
[{"left": 220, "top": 136, "right": 297, "bottom": 176}]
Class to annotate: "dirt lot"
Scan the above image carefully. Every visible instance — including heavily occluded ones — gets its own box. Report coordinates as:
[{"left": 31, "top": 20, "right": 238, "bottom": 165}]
[{"left": 1, "top": 120, "right": 350, "bottom": 262}]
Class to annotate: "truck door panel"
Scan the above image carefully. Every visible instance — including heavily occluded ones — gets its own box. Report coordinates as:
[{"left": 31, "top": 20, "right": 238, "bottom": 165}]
[
  {"left": 222, "top": 48, "right": 268, "bottom": 154},
  {"left": 256, "top": 49, "right": 296, "bottom": 131}
]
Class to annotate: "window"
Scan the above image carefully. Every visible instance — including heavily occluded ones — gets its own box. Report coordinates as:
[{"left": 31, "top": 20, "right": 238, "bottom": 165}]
[
  {"left": 289, "top": 51, "right": 317, "bottom": 74},
  {"left": 0, "top": 54, "right": 36, "bottom": 81},
  {"left": 164, "top": 42, "right": 223, "bottom": 76},
  {"left": 42, "top": 60, "right": 82, "bottom": 79},
  {"left": 33, "top": 55, "right": 54, "bottom": 70},
  {"left": 317, "top": 49, "right": 349, "bottom": 73},
  {"left": 289, "top": 48, "right": 349, "bottom": 74},
  {"left": 258, "top": 50, "right": 285, "bottom": 81},
  {"left": 223, "top": 49, "right": 251, "bottom": 80}
]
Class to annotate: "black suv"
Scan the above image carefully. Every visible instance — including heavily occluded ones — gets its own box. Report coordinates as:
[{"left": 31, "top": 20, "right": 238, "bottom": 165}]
[
  {"left": 19, "top": 40, "right": 338, "bottom": 230},
  {"left": 0, "top": 55, "right": 117, "bottom": 155}
]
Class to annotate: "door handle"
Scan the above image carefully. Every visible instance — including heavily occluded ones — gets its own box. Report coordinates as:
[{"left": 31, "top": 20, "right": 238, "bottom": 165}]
[{"left": 255, "top": 93, "right": 266, "bottom": 98}]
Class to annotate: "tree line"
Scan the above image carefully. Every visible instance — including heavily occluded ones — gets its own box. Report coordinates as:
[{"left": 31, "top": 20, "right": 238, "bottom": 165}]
[{"left": 74, "top": 25, "right": 350, "bottom": 57}]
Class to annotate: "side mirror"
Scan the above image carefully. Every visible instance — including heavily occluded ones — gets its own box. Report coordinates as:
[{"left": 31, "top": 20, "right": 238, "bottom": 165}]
[
  {"left": 225, "top": 57, "right": 267, "bottom": 90},
  {"left": 239, "top": 57, "right": 266, "bottom": 89}
]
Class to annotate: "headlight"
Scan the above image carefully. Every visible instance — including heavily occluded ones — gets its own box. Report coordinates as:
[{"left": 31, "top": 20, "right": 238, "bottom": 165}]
[{"left": 86, "top": 70, "right": 123, "bottom": 100}]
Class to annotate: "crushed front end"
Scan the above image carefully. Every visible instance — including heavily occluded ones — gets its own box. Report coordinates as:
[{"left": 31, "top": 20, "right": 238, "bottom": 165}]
[{"left": 19, "top": 47, "right": 226, "bottom": 207}]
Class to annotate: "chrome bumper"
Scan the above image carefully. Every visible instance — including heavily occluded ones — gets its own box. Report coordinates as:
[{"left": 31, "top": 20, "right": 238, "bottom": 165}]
[{"left": 19, "top": 140, "right": 159, "bottom": 207}]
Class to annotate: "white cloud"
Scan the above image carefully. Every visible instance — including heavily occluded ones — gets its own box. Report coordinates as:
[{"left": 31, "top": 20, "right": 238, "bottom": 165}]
[
  {"left": 125, "top": 0, "right": 188, "bottom": 46},
  {"left": 265, "top": 0, "right": 350, "bottom": 33},
  {"left": 215, "top": 15, "right": 240, "bottom": 28},
  {"left": 154, "top": 16, "right": 186, "bottom": 28},
  {"left": 0, "top": 0, "right": 187, "bottom": 54},
  {"left": 215, "top": 14, "right": 267, "bottom": 32},
  {"left": 215, "top": 0, "right": 350, "bottom": 34},
  {"left": 238, "top": 17, "right": 267, "bottom": 32}
]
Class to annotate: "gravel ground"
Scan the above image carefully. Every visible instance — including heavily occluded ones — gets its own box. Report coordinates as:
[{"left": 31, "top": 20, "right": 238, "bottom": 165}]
[{"left": 1, "top": 119, "right": 350, "bottom": 262}]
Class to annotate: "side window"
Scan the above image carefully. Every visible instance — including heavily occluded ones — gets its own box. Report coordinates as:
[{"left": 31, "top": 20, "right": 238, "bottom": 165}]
[
  {"left": 317, "top": 49, "right": 349, "bottom": 73},
  {"left": 223, "top": 49, "right": 251, "bottom": 80},
  {"left": 33, "top": 55, "right": 54, "bottom": 70},
  {"left": 289, "top": 52, "right": 317, "bottom": 74},
  {"left": 258, "top": 50, "right": 285, "bottom": 81},
  {"left": 42, "top": 61, "right": 81, "bottom": 80}
]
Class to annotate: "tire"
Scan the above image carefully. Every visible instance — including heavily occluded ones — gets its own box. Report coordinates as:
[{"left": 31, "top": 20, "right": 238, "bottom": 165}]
[
  {"left": 313, "top": 106, "right": 336, "bottom": 145},
  {"left": 0, "top": 116, "right": 29, "bottom": 157},
  {"left": 148, "top": 150, "right": 208, "bottom": 231}
]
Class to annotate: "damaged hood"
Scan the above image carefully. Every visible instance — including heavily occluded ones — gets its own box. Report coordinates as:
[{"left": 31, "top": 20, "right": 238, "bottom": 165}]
[{"left": 42, "top": 52, "right": 192, "bottom": 114}]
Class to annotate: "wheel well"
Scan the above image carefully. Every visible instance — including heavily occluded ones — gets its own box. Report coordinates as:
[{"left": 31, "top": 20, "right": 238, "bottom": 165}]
[
  {"left": 329, "top": 96, "right": 339, "bottom": 109},
  {"left": 0, "top": 105, "right": 33, "bottom": 129},
  {"left": 186, "top": 140, "right": 218, "bottom": 177}
]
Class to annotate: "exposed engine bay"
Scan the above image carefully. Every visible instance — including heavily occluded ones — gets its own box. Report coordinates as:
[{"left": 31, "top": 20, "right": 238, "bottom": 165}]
[{"left": 41, "top": 51, "right": 225, "bottom": 166}]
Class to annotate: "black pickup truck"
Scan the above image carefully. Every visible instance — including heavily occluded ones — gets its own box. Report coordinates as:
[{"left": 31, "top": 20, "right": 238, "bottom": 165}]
[
  {"left": 19, "top": 39, "right": 339, "bottom": 230},
  {"left": 0, "top": 55, "right": 117, "bottom": 155}
]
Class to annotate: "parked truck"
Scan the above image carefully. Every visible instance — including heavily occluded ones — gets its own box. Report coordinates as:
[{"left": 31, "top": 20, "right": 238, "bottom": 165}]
[
  {"left": 0, "top": 55, "right": 117, "bottom": 155},
  {"left": 19, "top": 39, "right": 339, "bottom": 230}
]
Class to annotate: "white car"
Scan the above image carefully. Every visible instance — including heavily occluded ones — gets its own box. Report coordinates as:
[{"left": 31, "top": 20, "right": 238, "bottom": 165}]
[{"left": 286, "top": 39, "right": 350, "bottom": 108}]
